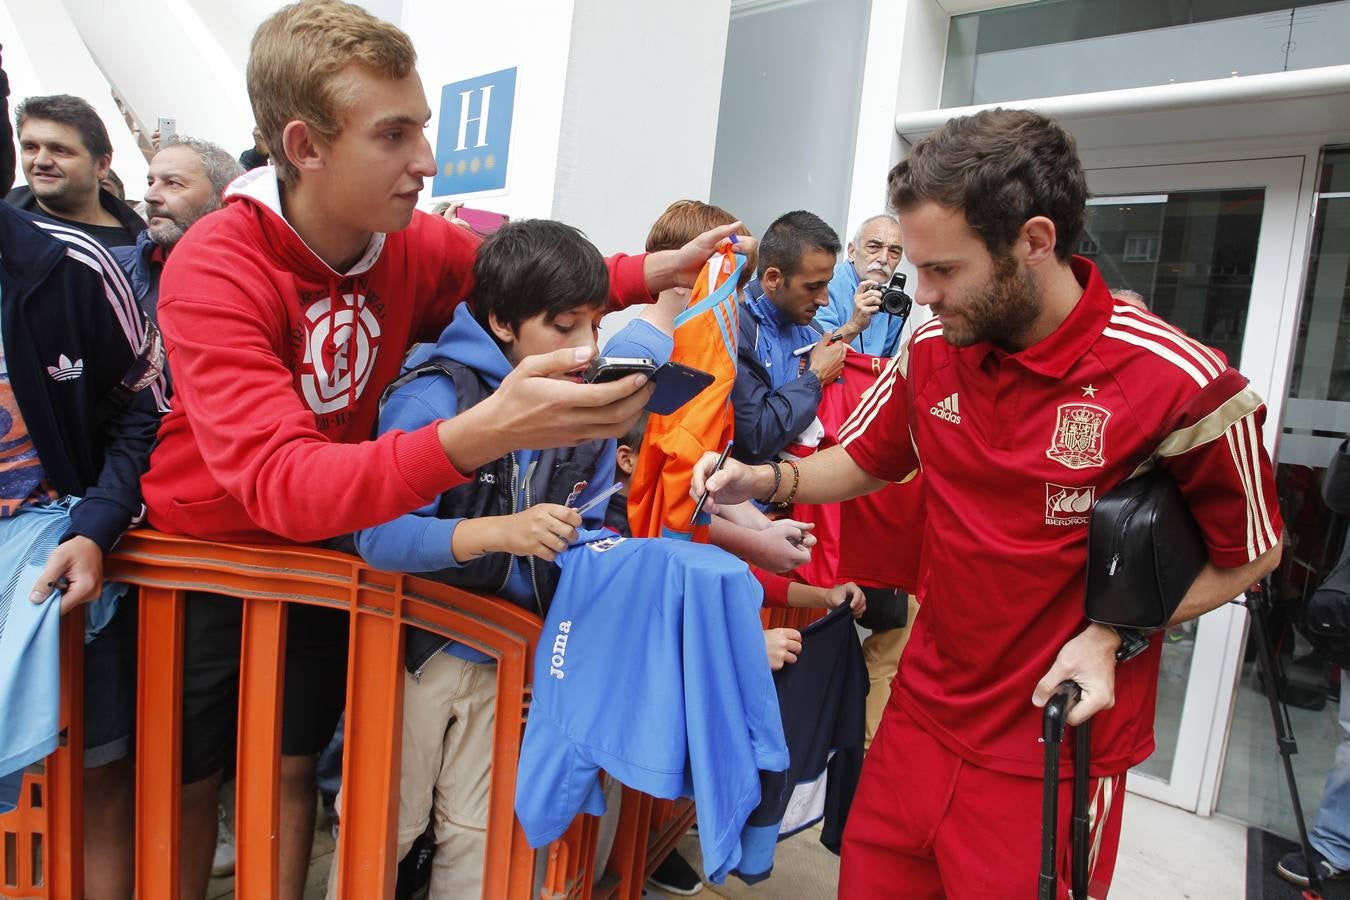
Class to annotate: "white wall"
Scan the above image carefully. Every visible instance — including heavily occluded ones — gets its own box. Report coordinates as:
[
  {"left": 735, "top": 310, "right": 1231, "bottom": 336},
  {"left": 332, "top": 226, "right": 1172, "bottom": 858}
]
[
  {"left": 553, "top": 0, "right": 732, "bottom": 255},
  {"left": 2, "top": 0, "right": 156, "bottom": 194},
  {"left": 842, "top": 0, "right": 946, "bottom": 239},
  {"left": 4, "top": 0, "right": 414, "bottom": 184},
  {"left": 65, "top": 0, "right": 256, "bottom": 151}
]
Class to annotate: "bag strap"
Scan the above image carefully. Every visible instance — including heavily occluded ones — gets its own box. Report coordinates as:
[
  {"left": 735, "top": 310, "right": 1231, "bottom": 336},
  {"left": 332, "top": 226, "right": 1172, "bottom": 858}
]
[{"left": 377, "top": 354, "right": 491, "bottom": 424}]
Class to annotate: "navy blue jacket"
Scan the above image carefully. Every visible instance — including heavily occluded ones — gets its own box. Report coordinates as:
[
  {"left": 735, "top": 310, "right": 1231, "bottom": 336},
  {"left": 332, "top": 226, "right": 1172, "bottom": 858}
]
[
  {"left": 111, "top": 229, "right": 162, "bottom": 328},
  {"left": 0, "top": 204, "right": 167, "bottom": 551},
  {"left": 732, "top": 298, "right": 823, "bottom": 465}
]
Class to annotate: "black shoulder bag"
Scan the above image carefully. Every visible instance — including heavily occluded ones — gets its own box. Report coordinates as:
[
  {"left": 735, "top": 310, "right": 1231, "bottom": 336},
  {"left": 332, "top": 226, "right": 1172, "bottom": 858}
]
[{"left": 1084, "top": 469, "right": 1208, "bottom": 629}]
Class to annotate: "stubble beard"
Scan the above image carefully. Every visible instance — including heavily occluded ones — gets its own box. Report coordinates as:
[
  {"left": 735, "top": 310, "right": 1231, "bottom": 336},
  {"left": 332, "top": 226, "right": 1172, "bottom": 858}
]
[
  {"left": 942, "top": 253, "right": 1040, "bottom": 349},
  {"left": 30, "top": 175, "right": 83, "bottom": 217}
]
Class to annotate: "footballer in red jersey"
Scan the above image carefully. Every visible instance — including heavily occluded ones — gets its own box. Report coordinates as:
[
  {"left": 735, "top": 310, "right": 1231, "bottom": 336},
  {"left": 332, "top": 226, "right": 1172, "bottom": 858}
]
[{"left": 693, "top": 108, "right": 1282, "bottom": 899}]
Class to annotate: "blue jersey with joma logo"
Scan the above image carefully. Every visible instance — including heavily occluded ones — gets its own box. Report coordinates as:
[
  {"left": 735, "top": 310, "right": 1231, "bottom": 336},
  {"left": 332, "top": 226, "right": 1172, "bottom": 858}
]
[{"left": 514, "top": 532, "right": 788, "bottom": 883}]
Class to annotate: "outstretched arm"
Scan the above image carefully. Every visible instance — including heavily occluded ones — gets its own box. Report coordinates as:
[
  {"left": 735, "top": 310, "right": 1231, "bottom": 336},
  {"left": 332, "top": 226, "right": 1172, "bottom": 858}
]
[{"left": 693, "top": 444, "right": 887, "bottom": 509}]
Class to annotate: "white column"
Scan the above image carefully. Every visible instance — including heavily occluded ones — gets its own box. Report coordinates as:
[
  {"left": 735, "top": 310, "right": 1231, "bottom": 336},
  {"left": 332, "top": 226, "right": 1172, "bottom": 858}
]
[{"left": 842, "top": 0, "right": 949, "bottom": 236}]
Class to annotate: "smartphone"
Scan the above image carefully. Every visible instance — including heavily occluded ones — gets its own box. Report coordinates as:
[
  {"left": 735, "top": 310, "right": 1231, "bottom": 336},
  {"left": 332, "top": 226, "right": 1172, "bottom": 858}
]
[
  {"left": 156, "top": 116, "right": 176, "bottom": 141},
  {"left": 647, "top": 361, "right": 715, "bottom": 416},
  {"left": 583, "top": 356, "right": 656, "bottom": 384},
  {"left": 458, "top": 207, "right": 509, "bottom": 236}
]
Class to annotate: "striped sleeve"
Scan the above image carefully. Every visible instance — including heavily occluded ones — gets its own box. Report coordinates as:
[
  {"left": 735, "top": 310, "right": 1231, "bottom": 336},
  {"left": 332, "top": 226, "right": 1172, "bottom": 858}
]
[
  {"left": 35, "top": 221, "right": 170, "bottom": 412},
  {"left": 1154, "top": 368, "right": 1282, "bottom": 566},
  {"left": 1103, "top": 304, "right": 1280, "bottom": 565},
  {"left": 836, "top": 326, "right": 921, "bottom": 482}
]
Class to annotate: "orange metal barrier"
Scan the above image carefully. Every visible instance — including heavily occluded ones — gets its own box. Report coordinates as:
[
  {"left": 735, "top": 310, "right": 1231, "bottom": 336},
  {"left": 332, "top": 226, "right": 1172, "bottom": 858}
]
[{"left": 0, "top": 530, "right": 667, "bottom": 899}]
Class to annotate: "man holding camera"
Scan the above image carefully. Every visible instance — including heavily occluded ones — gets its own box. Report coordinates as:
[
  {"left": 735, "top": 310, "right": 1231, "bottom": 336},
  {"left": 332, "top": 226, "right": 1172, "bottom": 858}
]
[
  {"left": 816, "top": 214, "right": 907, "bottom": 357},
  {"left": 696, "top": 108, "right": 1282, "bottom": 898},
  {"left": 731, "top": 209, "right": 847, "bottom": 465}
]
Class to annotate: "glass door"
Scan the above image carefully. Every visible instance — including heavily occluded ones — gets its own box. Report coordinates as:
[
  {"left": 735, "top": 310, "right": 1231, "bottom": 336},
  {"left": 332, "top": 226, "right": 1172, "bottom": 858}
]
[
  {"left": 1084, "top": 156, "right": 1310, "bottom": 811},
  {"left": 1216, "top": 149, "right": 1350, "bottom": 838}
]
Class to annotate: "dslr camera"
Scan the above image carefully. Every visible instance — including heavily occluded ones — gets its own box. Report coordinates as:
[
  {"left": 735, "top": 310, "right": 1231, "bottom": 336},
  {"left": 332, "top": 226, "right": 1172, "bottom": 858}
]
[{"left": 879, "top": 269, "right": 913, "bottom": 320}]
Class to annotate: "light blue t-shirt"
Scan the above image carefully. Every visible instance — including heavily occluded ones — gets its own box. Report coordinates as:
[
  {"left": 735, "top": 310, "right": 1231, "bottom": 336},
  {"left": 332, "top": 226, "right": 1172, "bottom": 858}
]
[{"left": 602, "top": 316, "right": 675, "bottom": 367}]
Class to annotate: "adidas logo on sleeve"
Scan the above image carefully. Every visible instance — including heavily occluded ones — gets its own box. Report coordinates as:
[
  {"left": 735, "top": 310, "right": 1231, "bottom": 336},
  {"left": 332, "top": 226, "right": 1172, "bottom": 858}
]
[{"left": 929, "top": 392, "right": 961, "bottom": 424}]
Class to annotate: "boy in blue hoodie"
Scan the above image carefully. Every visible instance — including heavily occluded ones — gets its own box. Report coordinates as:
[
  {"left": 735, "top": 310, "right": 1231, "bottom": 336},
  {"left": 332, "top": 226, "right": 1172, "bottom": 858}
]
[{"left": 347, "top": 220, "right": 616, "bottom": 898}]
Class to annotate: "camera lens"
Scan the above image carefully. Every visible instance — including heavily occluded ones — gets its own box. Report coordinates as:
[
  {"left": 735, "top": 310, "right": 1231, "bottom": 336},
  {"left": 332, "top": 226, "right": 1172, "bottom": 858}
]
[
  {"left": 880, "top": 271, "right": 912, "bottom": 318},
  {"left": 881, "top": 290, "right": 910, "bottom": 317}
]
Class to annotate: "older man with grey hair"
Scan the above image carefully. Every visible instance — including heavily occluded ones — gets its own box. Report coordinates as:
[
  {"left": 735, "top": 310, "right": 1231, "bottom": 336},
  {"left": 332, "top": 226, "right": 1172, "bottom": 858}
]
[
  {"left": 816, "top": 213, "right": 905, "bottom": 356},
  {"left": 113, "top": 135, "right": 244, "bottom": 326}
]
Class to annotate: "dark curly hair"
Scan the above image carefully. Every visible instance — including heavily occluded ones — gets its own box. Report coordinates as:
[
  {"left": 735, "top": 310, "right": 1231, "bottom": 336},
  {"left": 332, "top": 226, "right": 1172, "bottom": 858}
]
[{"left": 888, "top": 108, "right": 1086, "bottom": 262}]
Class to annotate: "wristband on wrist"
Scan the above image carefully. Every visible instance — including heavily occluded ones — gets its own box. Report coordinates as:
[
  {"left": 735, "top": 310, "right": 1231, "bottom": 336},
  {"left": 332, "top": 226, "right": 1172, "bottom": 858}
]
[{"left": 761, "top": 462, "right": 783, "bottom": 505}]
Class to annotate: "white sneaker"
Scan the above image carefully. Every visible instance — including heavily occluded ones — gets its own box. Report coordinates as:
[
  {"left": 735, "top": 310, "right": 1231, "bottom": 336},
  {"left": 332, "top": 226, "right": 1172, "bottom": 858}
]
[{"left": 212, "top": 804, "right": 235, "bottom": 878}]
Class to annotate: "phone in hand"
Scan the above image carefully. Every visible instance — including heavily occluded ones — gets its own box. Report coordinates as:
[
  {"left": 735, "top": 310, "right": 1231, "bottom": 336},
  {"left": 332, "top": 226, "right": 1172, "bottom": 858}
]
[
  {"left": 583, "top": 357, "right": 714, "bottom": 416},
  {"left": 458, "top": 207, "right": 509, "bottom": 236},
  {"left": 647, "top": 361, "right": 715, "bottom": 416},
  {"left": 583, "top": 356, "right": 657, "bottom": 384},
  {"left": 156, "top": 116, "right": 176, "bottom": 141}
]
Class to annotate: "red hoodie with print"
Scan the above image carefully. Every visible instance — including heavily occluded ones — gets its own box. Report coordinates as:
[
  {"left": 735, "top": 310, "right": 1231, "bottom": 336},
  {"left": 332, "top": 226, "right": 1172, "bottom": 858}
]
[{"left": 142, "top": 168, "right": 653, "bottom": 544}]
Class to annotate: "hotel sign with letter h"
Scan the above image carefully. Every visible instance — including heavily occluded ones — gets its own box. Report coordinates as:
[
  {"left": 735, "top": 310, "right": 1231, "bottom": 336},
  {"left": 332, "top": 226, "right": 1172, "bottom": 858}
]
[{"left": 433, "top": 67, "right": 517, "bottom": 195}]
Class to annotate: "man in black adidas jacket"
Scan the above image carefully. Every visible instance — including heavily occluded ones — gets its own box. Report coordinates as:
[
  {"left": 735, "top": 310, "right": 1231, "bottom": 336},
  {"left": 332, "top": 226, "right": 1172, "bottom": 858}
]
[
  {"left": 0, "top": 202, "right": 166, "bottom": 566},
  {"left": 0, "top": 200, "right": 166, "bottom": 897}
]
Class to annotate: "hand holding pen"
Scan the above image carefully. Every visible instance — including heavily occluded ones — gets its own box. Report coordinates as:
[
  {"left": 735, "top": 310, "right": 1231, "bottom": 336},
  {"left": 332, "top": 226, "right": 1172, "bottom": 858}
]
[{"left": 691, "top": 440, "right": 734, "bottom": 525}]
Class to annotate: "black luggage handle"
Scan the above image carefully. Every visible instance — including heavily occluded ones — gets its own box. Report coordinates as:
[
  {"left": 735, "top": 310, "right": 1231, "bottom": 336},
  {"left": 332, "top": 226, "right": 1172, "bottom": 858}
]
[{"left": 1040, "top": 681, "right": 1092, "bottom": 900}]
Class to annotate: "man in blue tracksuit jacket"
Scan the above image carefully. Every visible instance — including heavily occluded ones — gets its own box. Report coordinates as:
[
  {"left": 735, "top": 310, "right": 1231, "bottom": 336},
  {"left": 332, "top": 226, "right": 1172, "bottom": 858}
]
[
  {"left": 346, "top": 219, "right": 616, "bottom": 899},
  {"left": 731, "top": 211, "right": 848, "bottom": 465}
]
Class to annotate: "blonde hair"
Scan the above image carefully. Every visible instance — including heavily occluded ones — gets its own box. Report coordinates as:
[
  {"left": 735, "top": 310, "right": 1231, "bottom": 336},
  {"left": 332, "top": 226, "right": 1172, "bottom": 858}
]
[{"left": 247, "top": 0, "right": 417, "bottom": 185}]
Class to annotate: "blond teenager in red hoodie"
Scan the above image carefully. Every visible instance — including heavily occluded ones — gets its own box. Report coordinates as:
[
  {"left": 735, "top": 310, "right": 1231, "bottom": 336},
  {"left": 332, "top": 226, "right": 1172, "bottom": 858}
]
[{"left": 140, "top": 3, "right": 752, "bottom": 896}]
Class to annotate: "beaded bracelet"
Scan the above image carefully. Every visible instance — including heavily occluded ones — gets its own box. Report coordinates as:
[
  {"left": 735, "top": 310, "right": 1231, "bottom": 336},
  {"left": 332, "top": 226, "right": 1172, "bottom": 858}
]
[{"left": 776, "top": 459, "right": 801, "bottom": 509}]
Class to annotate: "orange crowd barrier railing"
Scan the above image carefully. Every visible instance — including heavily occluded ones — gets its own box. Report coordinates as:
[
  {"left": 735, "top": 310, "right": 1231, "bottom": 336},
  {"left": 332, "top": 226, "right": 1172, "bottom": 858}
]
[{"left": 0, "top": 529, "right": 683, "bottom": 900}]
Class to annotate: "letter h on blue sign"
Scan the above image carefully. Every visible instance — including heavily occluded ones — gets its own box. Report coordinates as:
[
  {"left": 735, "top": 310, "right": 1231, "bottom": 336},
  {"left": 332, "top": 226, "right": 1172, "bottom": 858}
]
[{"left": 433, "top": 67, "right": 517, "bottom": 195}]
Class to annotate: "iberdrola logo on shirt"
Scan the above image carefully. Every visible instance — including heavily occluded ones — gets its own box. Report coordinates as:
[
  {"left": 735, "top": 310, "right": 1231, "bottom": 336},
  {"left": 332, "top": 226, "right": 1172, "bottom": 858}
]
[{"left": 298, "top": 290, "right": 382, "bottom": 415}]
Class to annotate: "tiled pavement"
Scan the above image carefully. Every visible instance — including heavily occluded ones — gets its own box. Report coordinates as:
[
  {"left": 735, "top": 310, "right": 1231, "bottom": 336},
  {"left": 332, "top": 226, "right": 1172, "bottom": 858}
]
[{"left": 207, "top": 790, "right": 1244, "bottom": 899}]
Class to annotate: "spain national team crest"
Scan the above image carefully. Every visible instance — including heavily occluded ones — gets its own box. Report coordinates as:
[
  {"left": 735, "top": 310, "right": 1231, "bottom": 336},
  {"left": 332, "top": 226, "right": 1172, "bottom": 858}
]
[{"left": 1046, "top": 403, "right": 1110, "bottom": 470}]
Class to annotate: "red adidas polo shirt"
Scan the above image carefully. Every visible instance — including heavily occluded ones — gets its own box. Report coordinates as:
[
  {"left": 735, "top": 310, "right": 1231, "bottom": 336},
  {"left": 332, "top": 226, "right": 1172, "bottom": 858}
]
[{"left": 837, "top": 257, "right": 1282, "bottom": 777}]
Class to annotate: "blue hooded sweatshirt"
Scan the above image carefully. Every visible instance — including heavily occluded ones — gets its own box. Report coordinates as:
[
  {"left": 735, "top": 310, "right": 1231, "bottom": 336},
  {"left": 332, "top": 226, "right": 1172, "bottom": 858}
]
[{"left": 354, "top": 302, "right": 616, "bottom": 662}]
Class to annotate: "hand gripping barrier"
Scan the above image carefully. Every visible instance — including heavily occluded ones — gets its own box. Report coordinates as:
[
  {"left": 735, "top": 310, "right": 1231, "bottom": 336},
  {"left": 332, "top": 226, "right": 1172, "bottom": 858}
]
[{"left": 0, "top": 529, "right": 665, "bottom": 900}]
